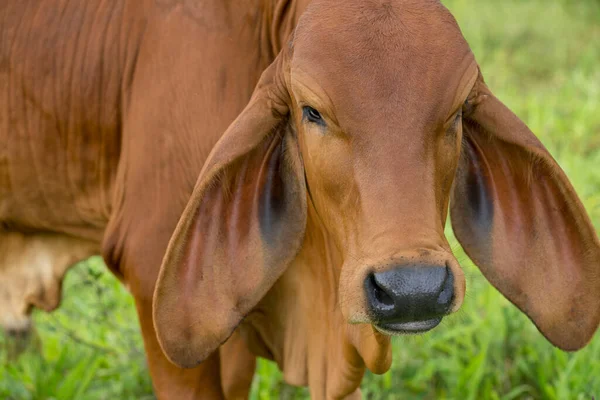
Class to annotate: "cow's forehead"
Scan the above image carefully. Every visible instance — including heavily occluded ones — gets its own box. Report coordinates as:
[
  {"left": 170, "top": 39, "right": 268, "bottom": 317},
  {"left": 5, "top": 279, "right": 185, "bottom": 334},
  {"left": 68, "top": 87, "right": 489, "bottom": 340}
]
[
  {"left": 295, "top": 0, "right": 463, "bottom": 44},
  {"left": 291, "top": 0, "right": 474, "bottom": 125}
]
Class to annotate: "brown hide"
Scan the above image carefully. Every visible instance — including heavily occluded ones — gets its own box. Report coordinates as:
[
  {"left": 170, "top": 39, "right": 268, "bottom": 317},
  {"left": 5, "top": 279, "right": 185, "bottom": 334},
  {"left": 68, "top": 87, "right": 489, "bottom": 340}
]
[
  {"left": 154, "top": 0, "right": 600, "bottom": 398},
  {"left": 0, "top": 0, "right": 300, "bottom": 397},
  {"left": 0, "top": 0, "right": 598, "bottom": 399}
]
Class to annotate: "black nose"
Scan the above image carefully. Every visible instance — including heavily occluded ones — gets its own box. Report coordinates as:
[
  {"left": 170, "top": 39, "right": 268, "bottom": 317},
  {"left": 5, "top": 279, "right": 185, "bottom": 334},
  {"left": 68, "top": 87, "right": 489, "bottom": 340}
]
[{"left": 365, "top": 265, "right": 454, "bottom": 333}]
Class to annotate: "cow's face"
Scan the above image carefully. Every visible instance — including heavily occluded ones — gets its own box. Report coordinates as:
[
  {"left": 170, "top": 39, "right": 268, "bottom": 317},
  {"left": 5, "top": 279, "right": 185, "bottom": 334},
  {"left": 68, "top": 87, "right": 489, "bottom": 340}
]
[
  {"left": 153, "top": 0, "right": 600, "bottom": 381},
  {"left": 288, "top": 0, "right": 473, "bottom": 334}
]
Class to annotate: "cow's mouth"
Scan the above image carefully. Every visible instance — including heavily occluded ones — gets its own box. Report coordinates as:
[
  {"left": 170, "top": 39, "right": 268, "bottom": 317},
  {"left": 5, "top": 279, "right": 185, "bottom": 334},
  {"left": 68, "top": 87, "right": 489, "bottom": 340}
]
[{"left": 373, "top": 317, "right": 442, "bottom": 335}]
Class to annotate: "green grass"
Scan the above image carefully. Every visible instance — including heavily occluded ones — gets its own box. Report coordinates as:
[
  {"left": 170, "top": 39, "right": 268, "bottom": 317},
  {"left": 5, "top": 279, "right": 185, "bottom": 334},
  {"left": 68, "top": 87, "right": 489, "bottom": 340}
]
[
  {"left": 0, "top": 257, "right": 153, "bottom": 400},
  {"left": 2, "top": 0, "right": 600, "bottom": 398}
]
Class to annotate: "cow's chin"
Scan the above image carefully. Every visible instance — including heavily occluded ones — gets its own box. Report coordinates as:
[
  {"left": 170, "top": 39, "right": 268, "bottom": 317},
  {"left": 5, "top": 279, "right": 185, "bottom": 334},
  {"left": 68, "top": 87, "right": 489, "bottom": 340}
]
[{"left": 372, "top": 317, "right": 442, "bottom": 336}]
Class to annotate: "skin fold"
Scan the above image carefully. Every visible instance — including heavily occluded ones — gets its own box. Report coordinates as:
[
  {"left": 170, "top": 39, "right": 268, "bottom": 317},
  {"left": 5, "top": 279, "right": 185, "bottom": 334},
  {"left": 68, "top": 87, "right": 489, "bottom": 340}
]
[{"left": 1, "top": 0, "right": 599, "bottom": 399}]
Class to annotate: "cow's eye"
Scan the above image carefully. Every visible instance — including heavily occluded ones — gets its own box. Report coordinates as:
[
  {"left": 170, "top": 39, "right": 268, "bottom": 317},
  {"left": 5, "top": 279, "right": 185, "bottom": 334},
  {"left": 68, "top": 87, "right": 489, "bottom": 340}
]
[{"left": 302, "top": 106, "right": 325, "bottom": 126}]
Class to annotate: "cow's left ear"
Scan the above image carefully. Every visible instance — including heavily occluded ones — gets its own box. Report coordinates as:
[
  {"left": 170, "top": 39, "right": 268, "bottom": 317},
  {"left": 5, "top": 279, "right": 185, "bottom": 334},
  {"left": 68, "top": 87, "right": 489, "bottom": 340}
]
[
  {"left": 153, "top": 50, "right": 306, "bottom": 368},
  {"left": 451, "top": 70, "right": 600, "bottom": 351}
]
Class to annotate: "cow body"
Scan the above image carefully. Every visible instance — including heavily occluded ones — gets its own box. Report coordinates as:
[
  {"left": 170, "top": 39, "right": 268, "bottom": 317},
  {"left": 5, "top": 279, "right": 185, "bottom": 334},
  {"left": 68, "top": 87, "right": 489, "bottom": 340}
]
[
  {"left": 0, "top": 0, "right": 302, "bottom": 398},
  {"left": 2, "top": 1, "right": 600, "bottom": 399},
  {"left": 0, "top": 0, "right": 273, "bottom": 236},
  {"left": 0, "top": 0, "right": 132, "bottom": 330}
]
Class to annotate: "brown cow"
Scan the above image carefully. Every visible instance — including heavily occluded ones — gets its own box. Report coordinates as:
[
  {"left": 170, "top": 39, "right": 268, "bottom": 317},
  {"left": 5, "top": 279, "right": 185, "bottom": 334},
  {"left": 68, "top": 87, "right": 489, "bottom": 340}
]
[
  {"left": 1, "top": 0, "right": 599, "bottom": 399},
  {"left": 152, "top": 0, "right": 600, "bottom": 397}
]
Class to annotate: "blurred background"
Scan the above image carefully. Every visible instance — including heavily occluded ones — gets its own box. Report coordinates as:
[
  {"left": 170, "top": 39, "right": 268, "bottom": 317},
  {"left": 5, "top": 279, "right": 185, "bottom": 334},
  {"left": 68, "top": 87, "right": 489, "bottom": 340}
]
[{"left": 1, "top": 0, "right": 599, "bottom": 398}]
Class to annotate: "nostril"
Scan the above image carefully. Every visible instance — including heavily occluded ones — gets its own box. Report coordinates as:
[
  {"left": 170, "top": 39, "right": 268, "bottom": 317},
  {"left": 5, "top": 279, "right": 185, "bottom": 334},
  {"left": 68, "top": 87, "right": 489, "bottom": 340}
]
[
  {"left": 366, "top": 264, "right": 455, "bottom": 324},
  {"left": 368, "top": 274, "right": 395, "bottom": 308},
  {"left": 436, "top": 266, "right": 454, "bottom": 311}
]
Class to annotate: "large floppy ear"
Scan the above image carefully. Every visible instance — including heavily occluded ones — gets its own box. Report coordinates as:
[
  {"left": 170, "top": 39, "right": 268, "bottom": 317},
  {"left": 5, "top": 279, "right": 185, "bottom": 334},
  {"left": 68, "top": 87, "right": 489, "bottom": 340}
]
[
  {"left": 451, "top": 70, "right": 600, "bottom": 351},
  {"left": 153, "top": 51, "right": 307, "bottom": 368}
]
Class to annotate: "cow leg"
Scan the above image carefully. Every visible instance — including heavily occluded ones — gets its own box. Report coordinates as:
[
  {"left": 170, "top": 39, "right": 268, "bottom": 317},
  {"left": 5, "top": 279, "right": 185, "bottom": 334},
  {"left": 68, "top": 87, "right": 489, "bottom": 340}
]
[
  {"left": 104, "top": 224, "right": 225, "bottom": 398},
  {"left": 219, "top": 329, "right": 256, "bottom": 399},
  {"left": 132, "top": 292, "right": 225, "bottom": 400}
]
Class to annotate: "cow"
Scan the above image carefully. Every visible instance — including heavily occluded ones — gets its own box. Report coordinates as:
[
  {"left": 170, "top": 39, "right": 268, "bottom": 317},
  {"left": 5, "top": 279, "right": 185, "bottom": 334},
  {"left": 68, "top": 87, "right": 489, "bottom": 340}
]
[{"left": 1, "top": 0, "right": 599, "bottom": 399}]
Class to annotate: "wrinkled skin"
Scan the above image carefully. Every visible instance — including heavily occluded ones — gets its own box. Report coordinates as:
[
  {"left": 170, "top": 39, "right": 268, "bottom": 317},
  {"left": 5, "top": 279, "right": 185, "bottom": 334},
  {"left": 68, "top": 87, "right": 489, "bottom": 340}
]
[
  {"left": 0, "top": 0, "right": 305, "bottom": 398},
  {"left": 153, "top": 0, "right": 600, "bottom": 398},
  {"left": 1, "top": 0, "right": 599, "bottom": 399}
]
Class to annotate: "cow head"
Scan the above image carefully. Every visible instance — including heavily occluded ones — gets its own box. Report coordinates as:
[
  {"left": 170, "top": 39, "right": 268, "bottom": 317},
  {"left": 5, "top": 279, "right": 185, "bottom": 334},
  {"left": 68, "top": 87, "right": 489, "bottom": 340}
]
[{"left": 153, "top": 0, "right": 600, "bottom": 390}]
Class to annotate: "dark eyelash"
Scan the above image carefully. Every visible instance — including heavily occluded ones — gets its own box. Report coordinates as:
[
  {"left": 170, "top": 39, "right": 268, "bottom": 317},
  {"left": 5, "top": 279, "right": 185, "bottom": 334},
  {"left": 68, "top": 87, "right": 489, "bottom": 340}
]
[{"left": 302, "top": 106, "right": 326, "bottom": 126}]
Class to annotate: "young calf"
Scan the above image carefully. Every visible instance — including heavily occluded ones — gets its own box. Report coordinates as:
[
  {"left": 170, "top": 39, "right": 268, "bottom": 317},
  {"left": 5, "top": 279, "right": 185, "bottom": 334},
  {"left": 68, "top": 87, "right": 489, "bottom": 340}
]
[
  {"left": 153, "top": 0, "right": 600, "bottom": 398},
  {"left": 0, "top": 0, "right": 598, "bottom": 398}
]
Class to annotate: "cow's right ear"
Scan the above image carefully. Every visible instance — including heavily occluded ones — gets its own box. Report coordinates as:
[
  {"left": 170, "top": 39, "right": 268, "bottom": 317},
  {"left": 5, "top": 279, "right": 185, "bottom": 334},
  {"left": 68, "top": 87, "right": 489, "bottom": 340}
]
[{"left": 153, "top": 51, "right": 307, "bottom": 368}]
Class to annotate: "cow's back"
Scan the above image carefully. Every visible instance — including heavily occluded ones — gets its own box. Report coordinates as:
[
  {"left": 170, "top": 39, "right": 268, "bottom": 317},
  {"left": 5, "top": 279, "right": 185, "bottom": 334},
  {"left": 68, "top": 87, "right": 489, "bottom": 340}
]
[{"left": 0, "top": 0, "right": 145, "bottom": 240}]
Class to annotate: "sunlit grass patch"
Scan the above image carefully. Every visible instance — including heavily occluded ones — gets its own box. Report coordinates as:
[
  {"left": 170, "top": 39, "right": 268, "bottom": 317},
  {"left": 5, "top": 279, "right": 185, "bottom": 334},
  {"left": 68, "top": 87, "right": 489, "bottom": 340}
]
[{"left": 0, "top": 258, "right": 154, "bottom": 400}]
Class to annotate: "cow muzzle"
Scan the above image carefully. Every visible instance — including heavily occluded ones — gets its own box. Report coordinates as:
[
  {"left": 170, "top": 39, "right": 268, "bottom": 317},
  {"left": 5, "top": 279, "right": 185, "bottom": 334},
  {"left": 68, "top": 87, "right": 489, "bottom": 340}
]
[{"left": 364, "top": 264, "right": 455, "bottom": 334}]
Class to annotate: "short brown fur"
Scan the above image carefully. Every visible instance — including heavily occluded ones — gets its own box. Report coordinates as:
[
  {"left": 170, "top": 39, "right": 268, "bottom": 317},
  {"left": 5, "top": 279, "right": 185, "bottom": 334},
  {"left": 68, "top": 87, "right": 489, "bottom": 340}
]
[{"left": 1, "top": 0, "right": 598, "bottom": 399}]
